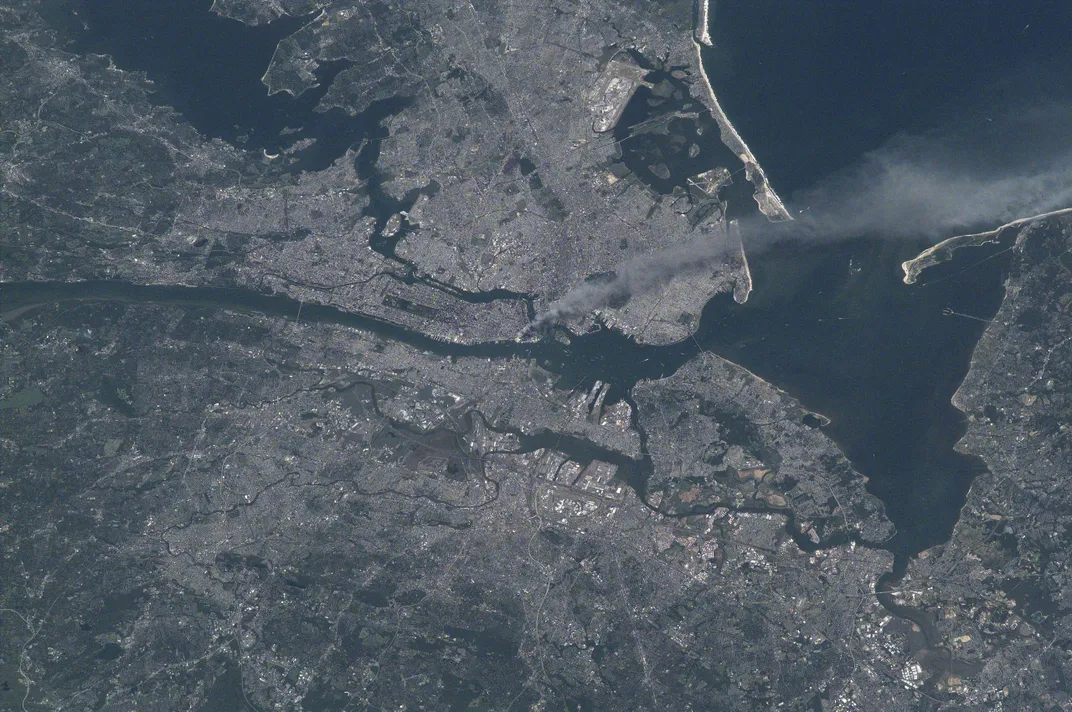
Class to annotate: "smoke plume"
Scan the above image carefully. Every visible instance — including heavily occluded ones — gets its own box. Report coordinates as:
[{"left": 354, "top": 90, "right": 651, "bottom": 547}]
[
  {"left": 756, "top": 100, "right": 1072, "bottom": 245},
  {"left": 529, "top": 231, "right": 734, "bottom": 332},
  {"left": 533, "top": 99, "right": 1072, "bottom": 329}
]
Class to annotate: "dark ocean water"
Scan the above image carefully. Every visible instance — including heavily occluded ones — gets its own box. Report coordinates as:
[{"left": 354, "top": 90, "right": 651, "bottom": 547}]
[
  {"left": 699, "top": 0, "right": 1072, "bottom": 554},
  {"left": 43, "top": 0, "right": 1072, "bottom": 557},
  {"left": 704, "top": 0, "right": 1072, "bottom": 197},
  {"left": 696, "top": 235, "right": 1009, "bottom": 555}
]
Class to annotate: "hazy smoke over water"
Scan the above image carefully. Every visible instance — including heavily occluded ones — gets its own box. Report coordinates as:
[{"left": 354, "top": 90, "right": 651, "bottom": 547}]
[
  {"left": 533, "top": 99, "right": 1072, "bottom": 329},
  {"left": 759, "top": 100, "right": 1072, "bottom": 245}
]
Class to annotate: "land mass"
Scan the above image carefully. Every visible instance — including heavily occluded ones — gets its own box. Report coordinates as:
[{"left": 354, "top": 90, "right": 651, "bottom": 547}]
[{"left": 2, "top": 1, "right": 1070, "bottom": 709}]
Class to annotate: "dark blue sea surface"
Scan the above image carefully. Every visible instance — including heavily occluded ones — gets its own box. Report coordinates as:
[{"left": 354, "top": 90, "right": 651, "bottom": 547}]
[
  {"left": 695, "top": 235, "right": 1009, "bottom": 555},
  {"left": 704, "top": 0, "right": 1072, "bottom": 197},
  {"left": 700, "top": 0, "right": 1072, "bottom": 554}
]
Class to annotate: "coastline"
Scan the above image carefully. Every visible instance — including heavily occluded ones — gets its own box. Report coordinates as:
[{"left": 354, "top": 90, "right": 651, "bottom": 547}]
[
  {"left": 901, "top": 207, "right": 1072, "bottom": 284},
  {"left": 691, "top": 0, "right": 792, "bottom": 223},
  {"left": 694, "top": 0, "right": 712, "bottom": 46}
]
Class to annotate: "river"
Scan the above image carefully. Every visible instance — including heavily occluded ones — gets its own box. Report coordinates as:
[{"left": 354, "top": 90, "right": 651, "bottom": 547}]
[{"left": 35, "top": 0, "right": 1072, "bottom": 559}]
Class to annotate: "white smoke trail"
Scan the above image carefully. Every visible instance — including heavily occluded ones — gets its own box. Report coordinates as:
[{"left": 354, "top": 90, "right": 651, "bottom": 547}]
[
  {"left": 530, "top": 98, "right": 1072, "bottom": 331},
  {"left": 529, "top": 230, "right": 733, "bottom": 331}
]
